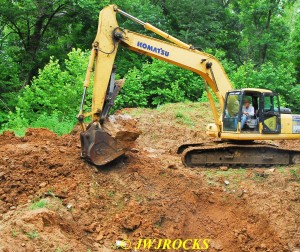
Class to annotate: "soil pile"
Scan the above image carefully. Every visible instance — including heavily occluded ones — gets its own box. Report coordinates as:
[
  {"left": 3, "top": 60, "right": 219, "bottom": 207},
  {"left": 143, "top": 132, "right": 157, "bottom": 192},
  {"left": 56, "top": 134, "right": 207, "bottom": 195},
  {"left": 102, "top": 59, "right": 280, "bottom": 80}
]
[{"left": 0, "top": 103, "right": 299, "bottom": 252}]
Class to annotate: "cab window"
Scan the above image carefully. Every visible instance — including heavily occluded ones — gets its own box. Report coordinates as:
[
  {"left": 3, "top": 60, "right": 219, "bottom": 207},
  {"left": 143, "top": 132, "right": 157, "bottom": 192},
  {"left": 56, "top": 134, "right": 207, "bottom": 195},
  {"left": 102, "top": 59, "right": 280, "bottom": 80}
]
[{"left": 264, "top": 95, "right": 279, "bottom": 112}]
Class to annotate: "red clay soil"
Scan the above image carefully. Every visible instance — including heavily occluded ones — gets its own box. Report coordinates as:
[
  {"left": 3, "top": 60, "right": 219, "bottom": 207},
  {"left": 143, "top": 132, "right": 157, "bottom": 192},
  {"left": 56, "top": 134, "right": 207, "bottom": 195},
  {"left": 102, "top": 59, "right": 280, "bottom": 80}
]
[{"left": 0, "top": 106, "right": 300, "bottom": 252}]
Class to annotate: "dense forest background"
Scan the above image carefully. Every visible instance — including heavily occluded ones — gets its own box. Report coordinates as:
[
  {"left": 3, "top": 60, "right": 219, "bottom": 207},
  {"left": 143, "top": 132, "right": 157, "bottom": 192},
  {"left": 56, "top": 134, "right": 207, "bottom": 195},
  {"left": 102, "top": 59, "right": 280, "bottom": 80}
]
[{"left": 0, "top": 0, "right": 299, "bottom": 135}]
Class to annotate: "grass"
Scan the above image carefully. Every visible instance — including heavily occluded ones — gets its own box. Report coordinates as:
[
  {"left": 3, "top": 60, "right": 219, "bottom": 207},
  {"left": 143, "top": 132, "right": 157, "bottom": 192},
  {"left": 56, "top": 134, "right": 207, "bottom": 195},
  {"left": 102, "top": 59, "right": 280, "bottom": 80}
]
[
  {"left": 29, "top": 194, "right": 63, "bottom": 212},
  {"left": 135, "top": 194, "right": 143, "bottom": 203},
  {"left": 11, "top": 229, "right": 19, "bottom": 238},
  {"left": 29, "top": 199, "right": 48, "bottom": 210},
  {"left": 175, "top": 112, "right": 184, "bottom": 118},
  {"left": 277, "top": 166, "right": 287, "bottom": 175},
  {"left": 253, "top": 172, "right": 267, "bottom": 182},
  {"left": 0, "top": 113, "right": 75, "bottom": 137},
  {"left": 205, "top": 168, "right": 247, "bottom": 180},
  {"left": 47, "top": 188, "right": 55, "bottom": 196},
  {"left": 92, "top": 182, "right": 99, "bottom": 191},
  {"left": 204, "top": 168, "right": 248, "bottom": 188},
  {"left": 30, "top": 113, "right": 75, "bottom": 136},
  {"left": 276, "top": 166, "right": 300, "bottom": 182},
  {"left": 124, "top": 108, "right": 145, "bottom": 117},
  {"left": 175, "top": 112, "right": 195, "bottom": 127},
  {"left": 1, "top": 101, "right": 214, "bottom": 138},
  {"left": 116, "top": 200, "right": 125, "bottom": 210},
  {"left": 55, "top": 245, "right": 71, "bottom": 252},
  {"left": 27, "top": 230, "right": 39, "bottom": 240},
  {"left": 290, "top": 167, "right": 300, "bottom": 180},
  {"left": 125, "top": 101, "right": 214, "bottom": 131},
  {"left": 108, "top": 191, "right": 115, "bottom": 197}
]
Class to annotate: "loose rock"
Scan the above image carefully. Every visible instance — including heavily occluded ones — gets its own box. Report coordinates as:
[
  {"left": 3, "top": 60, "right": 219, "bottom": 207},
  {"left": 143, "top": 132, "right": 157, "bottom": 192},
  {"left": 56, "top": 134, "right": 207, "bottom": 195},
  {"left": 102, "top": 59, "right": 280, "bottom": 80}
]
[
  {"left": 220, "top": 166, "right": 228, "bottom": 171},
  {"left": 167, "top": 164, "right": 178, "bottom": 170},
  {"left": 39, "top": 182, "right": 47, "bottom": 188}
]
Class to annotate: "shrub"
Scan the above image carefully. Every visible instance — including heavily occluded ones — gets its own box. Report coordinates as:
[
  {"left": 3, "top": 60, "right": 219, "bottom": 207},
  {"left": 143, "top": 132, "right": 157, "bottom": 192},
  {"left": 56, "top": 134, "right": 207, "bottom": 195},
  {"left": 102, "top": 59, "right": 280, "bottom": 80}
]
[
  {"left": 1, "top": 49, "right": 89, "bottom": 135},
  {"left": 115, "top": 59, "right": 205, "bottom": 109}
]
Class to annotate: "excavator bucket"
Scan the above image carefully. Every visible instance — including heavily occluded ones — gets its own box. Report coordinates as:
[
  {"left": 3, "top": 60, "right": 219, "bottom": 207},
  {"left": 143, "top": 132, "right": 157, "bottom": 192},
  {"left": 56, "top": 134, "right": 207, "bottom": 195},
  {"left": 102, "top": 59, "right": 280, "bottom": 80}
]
[{"left": 80, "top": 123, "right": 125, "bottom": 166}]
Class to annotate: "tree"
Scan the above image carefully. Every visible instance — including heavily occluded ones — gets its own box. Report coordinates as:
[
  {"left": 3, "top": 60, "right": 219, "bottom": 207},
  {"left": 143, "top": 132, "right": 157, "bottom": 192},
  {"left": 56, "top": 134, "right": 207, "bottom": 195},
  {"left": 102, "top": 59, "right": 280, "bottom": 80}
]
[
  {"left": 287, "top": 0, "right": 300, "bottom": 82},
  {"left": 152, "top": 0, "right": 240, "bottom": 59},
  {"left": 0, "top": 0, "right": 78, "bottom": 82},
  {"left": 231, "top": 0, "right": 295, "bottom": 65}
]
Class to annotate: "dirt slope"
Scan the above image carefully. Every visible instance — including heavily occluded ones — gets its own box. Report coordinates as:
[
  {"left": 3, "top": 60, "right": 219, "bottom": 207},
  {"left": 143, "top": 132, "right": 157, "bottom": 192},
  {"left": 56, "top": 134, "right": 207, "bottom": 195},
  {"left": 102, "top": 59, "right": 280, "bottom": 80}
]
[{"left": 0, "top": 102, "right": 299, "bottom": 252}]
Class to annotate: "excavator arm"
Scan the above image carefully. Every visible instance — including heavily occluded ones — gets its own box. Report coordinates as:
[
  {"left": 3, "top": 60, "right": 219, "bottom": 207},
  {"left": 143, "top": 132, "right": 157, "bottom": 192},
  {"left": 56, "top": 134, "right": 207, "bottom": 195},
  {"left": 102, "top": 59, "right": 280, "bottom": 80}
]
[{"left": 77, "top": 5, "right": 234, "bottom": 166}]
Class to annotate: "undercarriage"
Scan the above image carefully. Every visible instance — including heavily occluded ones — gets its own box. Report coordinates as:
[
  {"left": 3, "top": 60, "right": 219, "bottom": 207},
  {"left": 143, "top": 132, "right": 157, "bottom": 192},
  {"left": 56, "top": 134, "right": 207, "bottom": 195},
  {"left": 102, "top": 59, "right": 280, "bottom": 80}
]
[{"left": 178, "top": 141, "right": 300, "bottom": 167}]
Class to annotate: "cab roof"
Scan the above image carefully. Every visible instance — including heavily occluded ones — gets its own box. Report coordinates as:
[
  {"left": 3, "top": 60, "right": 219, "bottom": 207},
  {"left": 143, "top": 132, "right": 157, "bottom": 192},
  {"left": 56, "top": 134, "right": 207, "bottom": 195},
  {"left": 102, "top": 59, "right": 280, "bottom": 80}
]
[{"left": 241, "top": 88, "right": 272, "bottom": 93}]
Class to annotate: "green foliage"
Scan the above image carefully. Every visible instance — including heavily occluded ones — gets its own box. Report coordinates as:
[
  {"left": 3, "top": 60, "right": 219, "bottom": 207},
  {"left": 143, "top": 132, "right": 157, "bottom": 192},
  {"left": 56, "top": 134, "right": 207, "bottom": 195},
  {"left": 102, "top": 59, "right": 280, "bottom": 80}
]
[
  {"left": 26, "top": 230, "right": 40, "bottom": 240},
  {"left": 108, "top": 191, "right": 115, "bottom": 197},
  {"left": 11, "top": 229, "right": 19, "bottom": 238},
  {"left": 151, "top": 80, "right": 185, "bottom": 106},
  {"left": 115, "top": 60, "right": 204, "bottom": 109},
  {"left": 31, "top": 113, "right": 75, "bottom": 136},
  {"left": 230, "top": 60, "right": 300, "bottom": 112},
  {"left": 113, "top": 0, "right": 169, "bottom": 77},
  {"left": 1, "top": 108, "right": 29, "bottom": 137},
  {"left": 0, "top": 0, "right": 79, "bottom": 81},
  {"left": 156, "top": 0, "right": 239, "bottom": 52},
  {"left": 114, "top": 67, "right": 148, "bottom": 109},
  {"left": 175, "top": 112, "right": 194, "bottom": 127},
  {"left": 0, "top": 0, "right": 166, "bottom": 85},
  {"left": 1, "top": 49, "right": 88, "bottom": 135},
  {"left": 288, "top": 0, "right": 300, "bottom": 82},
  {"left": 290, "top": 168, "right": 300, "bottom": 180},
  {"left": 29, "top": 199, "right": 48, "bottom": 210},
  {"left": 232, "top": 0, "right": 293, "bottom": 64},
  {"left": 18, "top": 49, "right": 89, "bottom": 120},
  {"left": 0, "top": 48, "right": 21, "bottom": 125}
]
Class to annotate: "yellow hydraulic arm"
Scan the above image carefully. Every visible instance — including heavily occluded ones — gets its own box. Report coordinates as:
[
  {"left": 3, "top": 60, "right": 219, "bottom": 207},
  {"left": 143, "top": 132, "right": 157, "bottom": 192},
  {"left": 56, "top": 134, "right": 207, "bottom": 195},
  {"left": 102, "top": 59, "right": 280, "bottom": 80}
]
[{"left": 78, "top": 5, "right": 233, "bottom": 129}]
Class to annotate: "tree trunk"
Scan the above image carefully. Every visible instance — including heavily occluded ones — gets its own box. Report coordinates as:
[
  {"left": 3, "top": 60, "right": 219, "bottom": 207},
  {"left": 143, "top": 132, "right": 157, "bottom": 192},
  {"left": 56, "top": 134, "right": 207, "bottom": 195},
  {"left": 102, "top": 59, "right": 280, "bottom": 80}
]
[{"left": 260, "top": 2, "right": 273, "bottom": 64}]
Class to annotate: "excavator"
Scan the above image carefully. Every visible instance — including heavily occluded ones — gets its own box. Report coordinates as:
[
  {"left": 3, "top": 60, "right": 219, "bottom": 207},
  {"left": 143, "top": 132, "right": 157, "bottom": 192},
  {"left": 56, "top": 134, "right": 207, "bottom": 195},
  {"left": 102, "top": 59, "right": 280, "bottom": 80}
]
[{"left": 77, "top": 5, "right": 300, "bottom": 167}]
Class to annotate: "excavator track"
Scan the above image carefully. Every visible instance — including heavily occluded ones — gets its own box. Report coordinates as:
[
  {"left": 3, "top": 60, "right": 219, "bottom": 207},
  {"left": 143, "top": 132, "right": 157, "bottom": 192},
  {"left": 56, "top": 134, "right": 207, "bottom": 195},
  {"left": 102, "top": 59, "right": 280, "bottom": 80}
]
[{"left": 178, "top": 141, "right": 300, "bottom": 167}]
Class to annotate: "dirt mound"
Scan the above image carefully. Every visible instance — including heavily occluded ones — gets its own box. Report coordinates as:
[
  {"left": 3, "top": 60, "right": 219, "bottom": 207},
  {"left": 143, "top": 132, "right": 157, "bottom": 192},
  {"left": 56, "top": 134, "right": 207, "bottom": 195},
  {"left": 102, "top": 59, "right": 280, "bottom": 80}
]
[
  {"left": 0, "top": 103, "right": 300, "bottom": 252},
  {"left": 276, "top": 139, "right": 300, "bottom": 150}
]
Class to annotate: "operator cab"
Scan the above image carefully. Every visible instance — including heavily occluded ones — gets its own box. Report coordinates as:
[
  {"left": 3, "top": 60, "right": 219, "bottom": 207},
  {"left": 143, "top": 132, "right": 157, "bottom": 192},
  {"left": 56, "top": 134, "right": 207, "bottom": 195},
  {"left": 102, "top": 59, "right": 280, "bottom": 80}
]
[{"left": 222, "top": 88, "right": 287, "bottom": 134}]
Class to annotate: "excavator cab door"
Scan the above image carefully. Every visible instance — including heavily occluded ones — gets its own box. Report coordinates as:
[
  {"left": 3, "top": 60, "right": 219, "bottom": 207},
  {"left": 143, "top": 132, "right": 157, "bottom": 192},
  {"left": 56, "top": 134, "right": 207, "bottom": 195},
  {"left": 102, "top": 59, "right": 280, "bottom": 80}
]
[
  {"left": 222, "top": 91, "right": 242, "bottom": 132},
  {"left": 261, "top": 93, "right": 281, "bottom": 134}
]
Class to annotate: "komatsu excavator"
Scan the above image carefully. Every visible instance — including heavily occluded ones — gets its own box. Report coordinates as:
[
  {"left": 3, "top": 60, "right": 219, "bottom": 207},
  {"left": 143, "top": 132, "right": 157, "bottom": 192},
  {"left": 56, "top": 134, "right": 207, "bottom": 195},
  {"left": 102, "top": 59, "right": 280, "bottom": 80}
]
[{"left": 77, "top": 5, "right": 300, "bottom": 167}]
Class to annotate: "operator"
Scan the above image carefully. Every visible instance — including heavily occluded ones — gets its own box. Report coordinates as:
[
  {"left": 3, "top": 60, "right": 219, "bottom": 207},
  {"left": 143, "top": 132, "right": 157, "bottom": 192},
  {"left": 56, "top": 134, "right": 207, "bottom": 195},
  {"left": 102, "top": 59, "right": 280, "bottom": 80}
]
[{"left": 241, "top": 98, "right": 254, "bottom": 129}]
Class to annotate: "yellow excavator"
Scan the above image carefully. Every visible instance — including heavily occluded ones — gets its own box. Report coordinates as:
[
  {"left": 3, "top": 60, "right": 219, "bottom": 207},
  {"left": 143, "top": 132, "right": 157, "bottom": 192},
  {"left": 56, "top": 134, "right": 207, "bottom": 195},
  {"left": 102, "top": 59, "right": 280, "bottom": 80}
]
[{"left": 77, "top": 5, "right": 300, "bottom": 167}]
